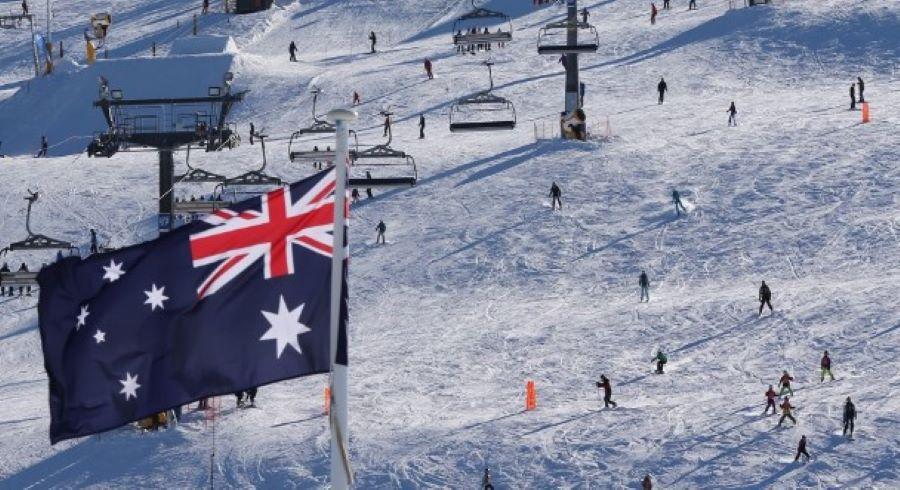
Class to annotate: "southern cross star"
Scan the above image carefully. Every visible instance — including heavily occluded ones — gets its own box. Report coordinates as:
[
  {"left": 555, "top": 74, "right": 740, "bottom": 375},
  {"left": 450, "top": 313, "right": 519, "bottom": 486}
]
[
  {"left": 119, "top": 372, "right": 141, "bottom": 400},
  {"left": 260, "top": 295, "right": 310, "bottom": 359},
  {"left": 76, "top": 305, "right": 89, "bottom": 331},
  {"left": 143, "top": 284, "right": 169, "bottom": 311},
  {"left": 102, "top": 259, "right": 125, "bottom": 282}
]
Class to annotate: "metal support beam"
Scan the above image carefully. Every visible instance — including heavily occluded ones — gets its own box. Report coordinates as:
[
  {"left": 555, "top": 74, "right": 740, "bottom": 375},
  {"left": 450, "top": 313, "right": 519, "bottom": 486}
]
[{"left": 564, "top": 0, "right": 580, "bottom": 116}]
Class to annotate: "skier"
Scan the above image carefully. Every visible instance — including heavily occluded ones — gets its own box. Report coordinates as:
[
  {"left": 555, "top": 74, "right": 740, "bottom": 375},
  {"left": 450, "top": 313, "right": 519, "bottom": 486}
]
[
  {"left": 375, "top": 220, "right": 387, "bottom": 244},
  {"left": 351, "top": 188, "right": 360, "bottom": 204},
  {"left": 0, "top": 262, "right": 9, "bottom": 296},
  {"left": 365, "top": 171, "right": 373, "bottom": 198},
  {"left": 235, "top": 387, "right": 257, "bottom": 408},
  {"left": 249, "top": 122, "right": 255, "bottom": 145},
  {"left": 581, "top": 7, "right": 589, "bottom": 23},
  {"left": 90, "top": 228, "right": 99, "bottom": 253},
  {"left": 580, "top": 81, "right": 586, "bottom": 105},
  {"left": 842, "top": 397, "right": 856, "bottom": 437},
  {"left": 418, "top": 114, "right": 426, "bottom": 139},
  {"left": 820, "top": 350, "right": 834, "bottom": 382},
  {"left": 778, "top": 370, "right": 794, "bottom": 396},
  {"left": 652, "top": 350, "right": 667, "bottom": 374},
  {"left": 657, "top": 77, "right": 667, "bottom": 104},
  {"left": 21, "top": 0, "right": 28, "bottom": 15},
  {"left": 549, "top": 182, "right": 562, "bottom": 210},
  {"left": 794, "top": 435, "right": 810, "bottom": 462},
  {"left": 642, "top": 474, "right": 652, "bottom": 490},
  {"left": 758, "top": 280, "right": 772, "bottom": 316},
  {"left": 688, "top": 0, "right": 697, "bottom": 10},
  {"left": 727, "top": 101, "right": 737, "bottom": 126},
  {"left": 651, "top": 3, "right": 658, "bottom": 25},
  {"left": 672, "top": 189, "right": 686, "bottom": 216},
  {"left": 597, "top": 375, "right": 617, "bottom": 408},
  {"left": 763, "top": 385, "right": 778, "bottom": 415},
  {"left": 639, "top": 270, "right": 650, "bottom": 302},
  {"left": 424, "top": 58, "right": 433, "bottom": 80},
  {"left": 202, "top": 0, "right": 209, "bottom": 14},
  {"left": 663, "top": 0, "right": 670, "bottom": 9},
  {"left": 482, "top": 468, "right": 493, "bottom": 490},
  {"left": 17, "top": 263, "right": 30, "bottom": 296},
  {"left": 352, "top": 91, "right": 361, "bottom": 106},
  {"left": 558, "top": 54, "right": 567, "bottom": 70},
  {"left": 778, "top": 397, "right": 796, "bottom": 426},
  {"left": 289, "top": 41, "right": 298, "bottom": 62},
  {"left": 368, "top": 31, "right": 377, "bottom": 53},
  {"left": 383, "top": 114, "right": 391, "bottom": 137},
  {"left": 857, "top": 76, "right": 865, "bottom": 103},
  {"left": 849, "top": 84, "right": 856, "bottom": 110},
  {"left": 36, "top": 135, "right": 48, "bottom": 157}
]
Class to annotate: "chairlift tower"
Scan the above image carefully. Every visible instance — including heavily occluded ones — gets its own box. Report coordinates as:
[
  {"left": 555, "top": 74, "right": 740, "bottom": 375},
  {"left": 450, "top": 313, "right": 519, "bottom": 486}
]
[{"left": 91, "top": 76, "right": 246, "bottom": 232}]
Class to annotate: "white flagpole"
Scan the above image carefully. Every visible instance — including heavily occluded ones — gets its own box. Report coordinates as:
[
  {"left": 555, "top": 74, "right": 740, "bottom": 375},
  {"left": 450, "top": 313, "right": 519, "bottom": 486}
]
[{"left": 326, "top": 108, "right": 356, "bottom": 489}]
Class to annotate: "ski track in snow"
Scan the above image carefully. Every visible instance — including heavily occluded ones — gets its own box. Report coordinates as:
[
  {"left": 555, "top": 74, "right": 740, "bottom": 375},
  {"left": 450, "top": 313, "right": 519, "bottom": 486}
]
[{"left": 1, "top": 0, "right": 899, "bottom": 487}]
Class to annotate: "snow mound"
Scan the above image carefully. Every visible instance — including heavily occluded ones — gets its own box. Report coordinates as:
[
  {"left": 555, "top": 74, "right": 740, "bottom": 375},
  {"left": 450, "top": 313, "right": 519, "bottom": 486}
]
[{"left": 169, "top": 35, "right": 239, "bottom": 56}]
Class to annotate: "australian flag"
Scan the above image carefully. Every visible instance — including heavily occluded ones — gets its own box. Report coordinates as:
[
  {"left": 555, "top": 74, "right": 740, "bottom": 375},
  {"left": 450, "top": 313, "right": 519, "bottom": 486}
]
[{"left": 37, "top": 168, "right": 348, "bottom": 444}]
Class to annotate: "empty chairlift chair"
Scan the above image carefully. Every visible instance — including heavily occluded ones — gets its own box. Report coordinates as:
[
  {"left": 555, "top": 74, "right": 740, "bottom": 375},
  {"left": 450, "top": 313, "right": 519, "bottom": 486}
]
[
  {"left": 288, "top": 87, "right": 339, "bottom": 164},
  {"left": 536, "top": 20, "right": 599, "bottom": 55},
  {"left": 349, "top": 112, "right": 417, "bottom": 189},
  {"left": 449, "top": 61, "right": 516, "bottom": 132},
  {"left": 452, "top": 0, "right": 513, "bottom": 52},
  {"left": 220, "top": 132, "right": 283, "bottom": 198},
  {"left": 175, "top": 144, "right": 227, "bottom": 183}
]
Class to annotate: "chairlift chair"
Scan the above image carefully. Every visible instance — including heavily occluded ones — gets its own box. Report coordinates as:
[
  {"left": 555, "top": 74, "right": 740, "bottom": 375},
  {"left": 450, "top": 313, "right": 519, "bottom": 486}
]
[
  {"left": 0, "top": 191, "right": 76, "bottom": 255},
  {"left": 449, "top": 61, "right": 516, "bottom": 132},
  {"left": 536, "top": 20, "right": 599, "bottom": 55},
  {"left": 221, "top": 132, "right": 283, "bottom": 192},
  {"left": 349, "top": 112, "right": 417, "bottom": 188},
  {"left": 175, "top": 144, "right": 227, "bottom": 183},
  {"left": 452, "top": 0, "right": 513, "bottom": 48}
]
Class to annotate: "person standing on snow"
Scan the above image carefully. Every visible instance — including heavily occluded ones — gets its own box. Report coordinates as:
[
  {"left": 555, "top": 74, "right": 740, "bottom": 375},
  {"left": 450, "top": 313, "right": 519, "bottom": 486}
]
[
  {"left": 763, "top": 385, "right": 778, "bottom": 415},
  {"left": 597, "top": 375, "right": 617, "bottom": 408},
  {"left": 22, "top": 0, "right": 28, "bottom": 15},
  {"left": 639, "top": 270, "right": 650, "bottom": 302},
  {"left": 642, "top": 474, "right": 653, "bottom": 490},
  {"left": 758, "top": 280, "right": 772, "bottom": 316},
  {"left": 424, "top": 58, "right": 434, "bottom": 79},
  {"left": 90, "top": 228, "right": 99, "bottom": 253},
  {"left": 778, "top": 397, "right": 797, "bottom": 426},
  {"left": 558, "top": 54, "right": 567, "bottom": 70},
  {"left": 727, "top": 101, "right": 738, "bottom": 126},
  {"left": 549, "top": 182, "right": 562, "bottom": 210},
  {"left": 365, "top": 171, "right": 374, "bottom": 199},
  {"left": 249, "top": 122, "right": 255, "bottom": 145},
  {"left": 857, "top": 77, "right": 865, "bottom": 103},
  {"left": 650, "top": 3, "right": 658, "bottom": 24},
  {"left": 842, "top": 397, "right": 856, "bottom": 437},
  {"left": 820, "top": 350, "right": 835, "bottom": 382},
  {"left": 351, "top": 188, "right": 360, "bottom": 204},
  {"left": 289, "top": 41, "right": 298, "bottom": 62},
  {"left": 652, "top": 350, "right": 668, "bottom": 374},
  {"left": 794, "top": 435, "right": 810, "bottom": 462},
  {"left": 202, "top": 0, "right": 209, "bottom": 14},
  {"left": 383, "top": 114, "right": 391, "bottom": 137},
  {"left": 368, "top": 31, "right": 377, "bottom": 53},
  {"left": 581, "top": 7, "right": 589, "bottom": 23},
  {"left": 352, "top": 91, "right": 361, "bottom": 106},
  {"left": 482, "top": 468, "right": 493, "bottom": 489},
  {"left": 375, "top": 220, "right": 387, "bottom": 244},
  {"left": 778, "top": 370, "right": 794, "bottom": 396},
  {"left": 688, "top": 0, "right": 697, "bottom": 10},
  {"left": 672, "top": 189, "right": 687, "bottom": 216},
  {"left": 849, "top": 84, "right": 856, "bottom": 110},
  {"left": 36, "top": 135, "right": 48, "bottom": 157},
  {"left": 418, "top": 114, "right": 426, "bottom": 139},
  {"left": 657, "top": 77, "right": 667, "bottom": 104},
  {"left": 663, "top": 0, "right": 670, "bottom": 9}
]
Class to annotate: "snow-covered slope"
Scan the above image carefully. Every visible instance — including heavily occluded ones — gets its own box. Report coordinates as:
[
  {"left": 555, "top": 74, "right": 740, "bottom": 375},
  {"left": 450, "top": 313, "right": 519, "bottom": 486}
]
[{"left": 1, "top": 0, "right": 898, "bottom": 487}]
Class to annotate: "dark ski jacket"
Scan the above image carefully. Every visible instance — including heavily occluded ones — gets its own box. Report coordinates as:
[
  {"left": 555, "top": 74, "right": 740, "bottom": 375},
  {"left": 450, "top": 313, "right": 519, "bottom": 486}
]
[
  {"left": 419, "top": 115, "right": 425, "bottom": 128},
  {"left": 653, "top": 352, "right": 667, "bottom": 364},
  {"left": 728, "top": 102, "right": 737, "bottom": 115},
  {"left": 779, "top": 373, "right": 793, "bottom": 387},
  {"left": 857, "top": 77, "right": 864, "bottom": 93},
  {"left": 639, "top": 272, "right": 649, "bottom": 288},
  {"left": 549, "top": 183, "right": 561, "bottom": 198},
  {"left": 797, "top": 436, "right": 807, "bottom": 452},
  {"left": 759, "top": 283, "right": 771, "bottom": 301},
  {"left": 843, "top": 401, "right": 856, "bottom": 422},
  {"left": 376, "top": 221, "right": 386, "bottom": 233},
  {"left": 598, "top": 378, "right": 612, "bottom": 398},
  {"left": 657, "top": 80, "right": 667, "bottom": 94},
  {"left": 780, "top": 399, "right": 794, "bottom": 414},
  {"left": 821, "top": 354, "right": 831, "bottom": 369}
]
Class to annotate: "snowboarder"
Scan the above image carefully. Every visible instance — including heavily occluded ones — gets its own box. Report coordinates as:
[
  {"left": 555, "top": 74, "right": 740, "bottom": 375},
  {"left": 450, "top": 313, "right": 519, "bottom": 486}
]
[
  {"left": 549, "top": 182, "right": 562, "bottom": 210},
  {"left": 482, "top": 468, "right": 493, "bottom": 489},
  {"left": 597, "top": 375, "right": 617, "bottom": 408},
  {"left": 89, "top": 228, "right": 99, "bottom": 253},
  {"left": 657, "top": 77, "right": 667, "bottom": 104},
  {"left": 202, "top": 0, "right": 209, "bottom": 14},
  {"left": 21, "top": 0, "right": 28, "bottom": 15},
  {"left": 424, "top": 58, "right": 433, "bottom": 79},
  {"left": 727, "top": 101, "right": 737, "bottom": 126},
  {"left": 352, "top": 91, "right": 361, "bottom": 106},
  {"left": 758, "top": 280, "right": 772, "bottom": 316},
  {"left": 778, "top": 397, "right": 796, "bottom": 426},
  {"left": 820, "top": 350, "right": 834, "bottom": 382},
  {"left": 418, "top": 114, "right": 426, "bottom": 139},
  {"left": 652, "top": 350, "right": 667, "bottom": 374},
  {"left": 857, "top": 76, "right": 865, "bottom": 103},
  {"left": 36, "top": 135, "right": 48, "bottom": 157},
  {"left": 368, "top": 31, "right": 377, "bottom": 53},
  {"left": 365, "top": 171, "right": 373, "bottom": 198},
  {"left": 672, "top": 189, "right": 686, "bottom": 216},
  {"left": 849, "top": 84, "right": 856, "bottom": 110},
  {"left": 581, "top": 7, "right": 589, "bottom": 23},
  {"left": 651, "top": 3, "right": 658, "bottom": 25},
  {"left": 249, "top": 122, "right": 255, "bottom": 145},
  {"left": 688, "top": 0, "right": 697, "bottom": 10},
  {"left": 639, "top": 270, "right": 650, "bottom": 302},
  {"left": 842, "top": 397, "right": 856, "bottom": 437},
  {"left": 289, "top": 41, "right": 298, "bottom": 62},
  {"left": 351, "top": 188, "right": 360, "bottom": 204},
  {"left": 375, "top": 220, "right": 387, "bottom": 244},
  {"left": 794, "top": 435, "right": 810, "bottom": 462},
  {"left": 778, "top": 370, "right": 794, "bottom": 396},
  {"left": 764, "top": 385, "right": 778, "bottom": 415},
  {"left": 642, "top": 474, "right": 653, "bottom": 490}
]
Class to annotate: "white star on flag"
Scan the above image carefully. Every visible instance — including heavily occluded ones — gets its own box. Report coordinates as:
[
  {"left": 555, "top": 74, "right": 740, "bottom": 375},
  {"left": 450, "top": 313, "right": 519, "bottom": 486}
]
[
  {"left": 102, "top": 259, "right": 126, "bottom": 282},
  {"left": 76, "top": 305, "right": 89, "bottom": 331},
  {"left": 93, "top": 329, "right": 106, "bottom": 344},
  {"left": 119, "top": 372, "right": 141, "bottom": 400},
  {"left": 143, "top": 284, "right": 169, "bottom": 311},
  {"left": 260, "top": 295, "right": 310, "bottom": 359}
]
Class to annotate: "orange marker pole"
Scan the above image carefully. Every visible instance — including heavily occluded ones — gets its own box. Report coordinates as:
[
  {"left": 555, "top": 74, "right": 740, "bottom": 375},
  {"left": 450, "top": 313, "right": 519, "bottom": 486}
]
[
  {"left": 862, "top": 102, "right": 870, "bottom": 123},
  {"left": 526, "top": 380, "right": 536, "bottom": 411},
  {"left": 325, "top": 387, "right": 331, "bottom": 415}
]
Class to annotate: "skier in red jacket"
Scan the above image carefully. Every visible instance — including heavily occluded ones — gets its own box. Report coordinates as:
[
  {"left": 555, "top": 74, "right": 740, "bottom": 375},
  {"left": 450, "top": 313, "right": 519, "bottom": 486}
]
[{"left": 763, "top": 385, "right": 778, "bottom": 415}]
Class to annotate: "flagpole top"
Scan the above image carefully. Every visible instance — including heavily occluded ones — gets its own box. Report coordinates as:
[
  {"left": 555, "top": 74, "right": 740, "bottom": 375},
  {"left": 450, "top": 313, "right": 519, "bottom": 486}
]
[{"left": 326, "top": 108, "right": 358, "bottom": 123}]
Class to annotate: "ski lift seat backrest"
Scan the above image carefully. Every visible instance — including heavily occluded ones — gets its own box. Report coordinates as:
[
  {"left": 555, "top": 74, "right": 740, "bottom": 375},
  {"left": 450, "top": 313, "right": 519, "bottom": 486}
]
[{"left": 0, "top": 271, "right": 38, "bottom": 287}]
